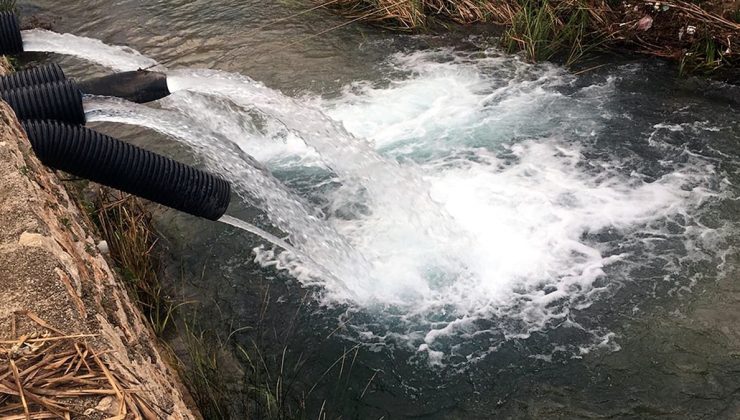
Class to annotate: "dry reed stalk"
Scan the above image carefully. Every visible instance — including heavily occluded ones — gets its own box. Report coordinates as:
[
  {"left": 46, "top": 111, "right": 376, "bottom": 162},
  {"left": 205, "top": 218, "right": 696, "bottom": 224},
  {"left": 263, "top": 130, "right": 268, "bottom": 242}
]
[
  {"left": 0, "top": 312, "right": 152, "bottom": 418},
  {"left": 618, "top": 0, "right": 738, "bottom": 71},
  {"left": 89, "top": 187, "right": 178, "bottom": 335},
  {"left": 661, "top": 0, "right": 740, "bottom": 31},
  {"left": 327, "top": 0, "right": 519, "bottom": 28},
  {"left": 322, "top": 0, "right": 737, "bottom": 73}
]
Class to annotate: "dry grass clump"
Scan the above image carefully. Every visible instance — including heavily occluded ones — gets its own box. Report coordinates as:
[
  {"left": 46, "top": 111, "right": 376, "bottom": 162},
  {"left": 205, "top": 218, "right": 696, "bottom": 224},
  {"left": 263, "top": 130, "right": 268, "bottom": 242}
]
[
  {"left": 619, "top": 0, "right": 740, "bottom": 74},
  {"left": 76, "top": 187, "right": 303, "bottom": 418},
  {"left": 542, "top": 0, "right": 740, "bottom": 73},
  {"left": 327, "top": 0, "right": 517, "bottom": 29},
  {"left": 89, "top": 187, "right": 178, "bottom": 336},
  {"left": 321, "top": 0, "right": 740, "bottom": 73},
  {"left": 0, "top": 311, "right": 154, "bottom": 419}
]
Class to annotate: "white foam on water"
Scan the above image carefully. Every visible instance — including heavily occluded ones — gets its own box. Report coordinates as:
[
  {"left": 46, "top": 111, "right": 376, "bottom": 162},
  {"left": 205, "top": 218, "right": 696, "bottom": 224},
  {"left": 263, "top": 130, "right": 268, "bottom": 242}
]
[
  {"left": 21, "top": 29, "right": 161, "bottom": 72},
  {"left": 296, "top": 50, "right": 720, "bottom": 361},
  {"left": 315, "top": 50, "right": 614, "bottom": 160},
  {"left": 317, "top": 50, "right": 578, "bottom": 152},
  {"left": 41, "top": 31, "right": 724, "bottom": 363},
  {"left": 165, "top": 68, "right": 479, "bottom": 305},
  {"left": 84, "top": 96, "right": 369, "bottom": 298},
  {"left": 424, "top": 143, "right": 705, "bottom": 314}
]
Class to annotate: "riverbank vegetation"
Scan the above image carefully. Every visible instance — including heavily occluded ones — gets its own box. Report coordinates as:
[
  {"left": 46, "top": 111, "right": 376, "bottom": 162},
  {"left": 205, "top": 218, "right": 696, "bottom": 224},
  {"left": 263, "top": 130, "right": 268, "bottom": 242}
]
[
  {"left": 67, "top": 186, "right": 220, "bottom": 415},
  {"left": 325, "top": 0, "right": 740, "bottom": 75},
  {"left": 71, "top": 186, "right": 316, "bottom": 418}
]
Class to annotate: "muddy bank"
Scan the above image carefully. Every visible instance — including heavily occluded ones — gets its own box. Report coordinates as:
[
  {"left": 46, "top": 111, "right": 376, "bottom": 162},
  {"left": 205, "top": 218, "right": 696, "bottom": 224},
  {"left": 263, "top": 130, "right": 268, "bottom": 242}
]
[{"left": 0, "top": 61, "right": 198, "bottom": 418}]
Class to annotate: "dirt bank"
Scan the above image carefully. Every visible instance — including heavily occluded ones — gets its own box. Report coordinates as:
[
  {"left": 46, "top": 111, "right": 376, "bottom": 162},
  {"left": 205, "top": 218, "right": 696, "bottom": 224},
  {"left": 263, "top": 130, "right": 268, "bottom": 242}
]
[{"left": 0, "top": 61, "right": 198, "bottom": 418}]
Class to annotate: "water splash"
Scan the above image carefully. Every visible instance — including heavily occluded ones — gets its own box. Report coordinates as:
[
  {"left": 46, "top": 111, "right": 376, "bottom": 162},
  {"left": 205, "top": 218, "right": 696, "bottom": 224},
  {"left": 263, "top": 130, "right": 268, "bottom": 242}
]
[
  {"left": 217, "top": 214, "right": 355, "bottom": 295},
  {"left": 36, "top": 24, "right": 476, "bottom": 302},
  {"left": 84, "top": 96, "right": 368, "bottom": 298},
  {"left": 161, "top": 58, "right": 718, "bottom": 361},
  {"left": 298, "top": 51, "right": 721, "bottom": 360},
  {"left": 35, "top": 30, "right": 727, "bottom": 363}
]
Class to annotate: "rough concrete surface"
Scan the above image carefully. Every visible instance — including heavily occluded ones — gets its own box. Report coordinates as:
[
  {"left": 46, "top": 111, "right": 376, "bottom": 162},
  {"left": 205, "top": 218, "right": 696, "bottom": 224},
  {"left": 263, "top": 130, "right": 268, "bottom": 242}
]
[{"left": 0, "top": 67, "right": 198, "bottom": 418}]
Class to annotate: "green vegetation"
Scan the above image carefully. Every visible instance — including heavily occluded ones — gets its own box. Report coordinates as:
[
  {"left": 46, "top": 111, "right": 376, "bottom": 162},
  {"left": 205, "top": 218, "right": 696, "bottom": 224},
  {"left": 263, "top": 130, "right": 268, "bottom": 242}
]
[
  {"left": 69, "top": 186, "right": 356, "bottom": 419},
  {"left": 325, "top": 0, "right": 740, "bottom": 75},
  {"left": 178, "top": 323, "right": 232, "bottom": 419},
  {"left": 503, "top": 0, "right": 607, "bottom": 65},
  {"left": 89, "top": 189, "right": 180, "bottom": 335},
  {"left": 679, "top": 32, "right": 737, "bottom": 75},
  {"left": 175, "top": 322, "right": 303, "bottom": 419},
  {"left": 175, "top": 293, "right": 368, "bottom": 419}
]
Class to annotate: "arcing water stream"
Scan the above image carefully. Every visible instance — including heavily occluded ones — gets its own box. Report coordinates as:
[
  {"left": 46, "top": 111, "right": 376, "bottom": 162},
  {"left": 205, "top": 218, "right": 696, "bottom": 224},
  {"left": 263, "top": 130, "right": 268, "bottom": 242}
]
[
  {"left": 22, "top": 29, "right": 161, "bottom": 72},
  {"left": 19, "top": 13, "right": 740, "bottom": 417},
  {"left": 83, "top": 93, "right": 366, "bottom": 296}
]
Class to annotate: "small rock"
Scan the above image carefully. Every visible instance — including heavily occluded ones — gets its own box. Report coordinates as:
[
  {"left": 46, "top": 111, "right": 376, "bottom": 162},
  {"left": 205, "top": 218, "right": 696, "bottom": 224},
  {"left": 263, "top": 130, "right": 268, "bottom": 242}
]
[
  {"left": 97, "top": 240, "right": 109, "bottom": 254},
  {"left": 95, "top": 396, "right": 116, "bottom": 414}
]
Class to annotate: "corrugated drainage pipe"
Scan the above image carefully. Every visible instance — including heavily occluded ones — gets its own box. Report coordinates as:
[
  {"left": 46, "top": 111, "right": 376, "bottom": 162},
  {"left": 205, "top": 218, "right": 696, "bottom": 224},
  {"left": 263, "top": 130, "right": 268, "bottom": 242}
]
[
  {"left": 78, "top": 70, "right": 170, "bottom": 104},
  {"left": 22, "top": 120, "right": 232, "bottom": 221},
  {"left": 0, "top": 63, "right": 66, "bottom": 91},
  {"left": 0, "top": 12, "right": 22, "bottom": 55},
  {"left": 1, "top": 79, "right": 85, "bottom": 125}
]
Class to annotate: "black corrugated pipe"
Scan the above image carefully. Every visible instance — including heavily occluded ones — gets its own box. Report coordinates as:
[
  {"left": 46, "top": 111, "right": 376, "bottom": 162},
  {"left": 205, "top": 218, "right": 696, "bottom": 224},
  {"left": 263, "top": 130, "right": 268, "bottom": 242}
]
[
  {"left": 22, "top": 120, "right": 232, "bottom": 221},
  {"left": 0, "top": 63, "right": 66, "bottom": 91},
  {"left": 78, "top": 70, "right": 171, "bottom": 104},
  {"left": 0, "top": 79, "right": 86, "bottom": 125},
  {"left": 0, "top": 12, "right": 22, "bottom": 55}
]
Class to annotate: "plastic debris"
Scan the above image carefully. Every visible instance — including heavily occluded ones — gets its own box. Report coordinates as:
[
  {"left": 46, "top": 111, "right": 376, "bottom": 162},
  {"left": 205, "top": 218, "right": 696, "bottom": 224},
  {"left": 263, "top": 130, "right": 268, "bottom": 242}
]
[
  {"left": 637, "top": 15, "right": 654, "bottom": 31},
  {"left": 97, "top": 240, "right": 110, "bottom": 254}
]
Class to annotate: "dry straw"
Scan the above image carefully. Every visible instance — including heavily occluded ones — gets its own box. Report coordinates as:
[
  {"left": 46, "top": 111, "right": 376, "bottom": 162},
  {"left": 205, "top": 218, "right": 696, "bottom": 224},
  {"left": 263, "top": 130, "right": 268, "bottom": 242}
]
[{"left": 0, "top": 311, "right": 156, "bottom": 419}]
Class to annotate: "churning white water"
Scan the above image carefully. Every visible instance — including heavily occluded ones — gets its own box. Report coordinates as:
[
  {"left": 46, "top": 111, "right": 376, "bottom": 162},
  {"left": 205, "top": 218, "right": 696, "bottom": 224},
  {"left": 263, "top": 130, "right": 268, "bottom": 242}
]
[
  {"left": 84, "top": 95, "right": 367, "bottom": 296},
  {"left": 37, "top": 31, "right": 722, "bottom": 362}
]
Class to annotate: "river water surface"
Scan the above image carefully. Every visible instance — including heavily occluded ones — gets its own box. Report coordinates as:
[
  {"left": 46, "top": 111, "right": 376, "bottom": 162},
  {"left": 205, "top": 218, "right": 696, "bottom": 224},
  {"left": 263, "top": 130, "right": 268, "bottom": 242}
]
[{"left": 20, "top": 0, "right": 740, "bottom": 418}]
